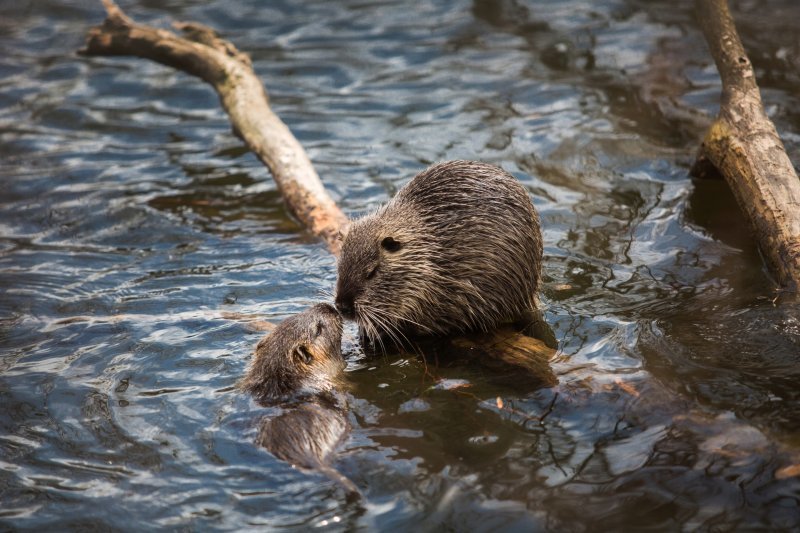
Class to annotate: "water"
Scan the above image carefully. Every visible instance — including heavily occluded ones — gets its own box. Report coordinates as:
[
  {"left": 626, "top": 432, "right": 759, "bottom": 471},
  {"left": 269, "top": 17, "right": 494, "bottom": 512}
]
[{"left": 2, "top": 0, "right": 800, "bottom": 529}]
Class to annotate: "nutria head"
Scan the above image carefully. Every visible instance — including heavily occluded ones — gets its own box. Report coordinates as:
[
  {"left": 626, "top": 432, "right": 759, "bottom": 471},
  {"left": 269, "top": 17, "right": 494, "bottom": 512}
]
[
  {"left": 335, "top": 160, "right": 542, "bottom": 346},
  {"left": 335, "top": 208, "right": 440, "bottom": 346},
  {"left": 240, "top": 303, "right": 344, "bottom": 405}
]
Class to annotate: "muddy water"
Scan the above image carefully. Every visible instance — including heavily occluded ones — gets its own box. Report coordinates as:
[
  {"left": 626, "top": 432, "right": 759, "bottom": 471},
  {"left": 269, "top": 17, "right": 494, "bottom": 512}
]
[{"left": 2, "top": 0, "right": 799, "bottom": 530}]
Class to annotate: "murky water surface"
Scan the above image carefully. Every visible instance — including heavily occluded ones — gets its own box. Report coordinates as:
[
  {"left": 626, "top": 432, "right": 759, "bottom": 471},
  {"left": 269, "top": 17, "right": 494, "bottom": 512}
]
[{"left": 2, "top": 0, "right": 800, "bottom": 530}]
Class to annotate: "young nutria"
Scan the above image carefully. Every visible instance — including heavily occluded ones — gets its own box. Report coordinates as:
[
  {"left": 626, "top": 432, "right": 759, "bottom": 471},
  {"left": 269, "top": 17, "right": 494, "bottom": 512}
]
[
  {"left": 256, "top": 399, "right": 359, "bottom": 498},
  {"left": 239, "top": 303, "right": 345, "bottom": 405},
  {"left": 239, "top": 304, "right": 359, "bottom": 498},
  {"left": 335, "top": 160, "right": 543, "bottom": 346}
]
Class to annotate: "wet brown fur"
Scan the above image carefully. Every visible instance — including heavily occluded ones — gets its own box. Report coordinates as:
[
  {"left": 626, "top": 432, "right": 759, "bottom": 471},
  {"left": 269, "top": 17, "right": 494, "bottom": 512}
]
[
  {"left": 239, "top": 303, "right": 344, "bottom": 405},
  {"left": 239, "top": 304, "right": 359, "bottom": 498},
  {"left": 335, "top": 160, "right": 543, "bottom": 346}
]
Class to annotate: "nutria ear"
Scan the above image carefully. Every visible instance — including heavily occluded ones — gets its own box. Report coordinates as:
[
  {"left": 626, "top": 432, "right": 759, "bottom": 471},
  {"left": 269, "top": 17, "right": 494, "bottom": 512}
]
[
  {"left": 293, "top": 344, "right": 313, "bottom": 365},
  {"left": 381, "top": 236, "right": 402, "bottom": 252}
]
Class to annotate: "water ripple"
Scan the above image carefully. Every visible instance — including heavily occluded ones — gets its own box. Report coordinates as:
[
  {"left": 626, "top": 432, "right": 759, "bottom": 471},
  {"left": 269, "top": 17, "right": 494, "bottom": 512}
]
[{"left": 2, "top": 0, "right": 800, "bottom": 530}]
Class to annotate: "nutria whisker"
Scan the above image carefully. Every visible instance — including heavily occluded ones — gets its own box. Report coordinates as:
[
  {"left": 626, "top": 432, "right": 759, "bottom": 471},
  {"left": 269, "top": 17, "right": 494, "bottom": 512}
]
[
  {"left": 361, "top": 304, "right": 413, "bottom": 353},
  {"left": 316, "top": 287, "right": 335, "bottom": 300},
  {"left": 362, "top": 304, "right": 417, "bottom": 357},
  {"left": 365, "top": 305, "right": 419, "bottom": 351},
  {"left": 359, "top": 307, "right": 386, "bottom": 355},
  {"left": 358, "top": 306, "right": 386, "bottom": 347}
]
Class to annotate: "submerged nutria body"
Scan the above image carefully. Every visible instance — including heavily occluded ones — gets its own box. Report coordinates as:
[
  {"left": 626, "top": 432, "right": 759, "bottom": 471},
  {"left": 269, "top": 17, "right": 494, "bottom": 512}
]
[
  {"left": 256, "top": 397, "right": 357, "bottom": 496},
  {"left": 239, "top": 304, "right": 358, "bottom": 497},
  {"left": 335, "top": 160, "right": 543, "bottom": 345}
]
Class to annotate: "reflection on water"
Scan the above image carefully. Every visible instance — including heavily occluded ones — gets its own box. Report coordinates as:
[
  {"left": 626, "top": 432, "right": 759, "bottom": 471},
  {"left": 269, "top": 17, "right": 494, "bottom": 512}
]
[{"left": 2, "top": 0, "right": 800, "bottom": 529}]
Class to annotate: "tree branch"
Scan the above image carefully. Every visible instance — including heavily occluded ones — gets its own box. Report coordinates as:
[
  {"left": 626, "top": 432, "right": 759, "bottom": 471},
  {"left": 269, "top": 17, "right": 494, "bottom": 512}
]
[
  {"left": 80, "top": 0, "right": 348, "bottom": 254},
  {"left": 691, "top": 0, "right": 800, "bottom": 294}
]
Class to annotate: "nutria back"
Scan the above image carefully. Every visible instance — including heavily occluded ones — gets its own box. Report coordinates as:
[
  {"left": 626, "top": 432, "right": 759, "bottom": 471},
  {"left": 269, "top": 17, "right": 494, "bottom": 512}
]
[{"left": 335, "top": 160, "right": 542, "bottom": 344}]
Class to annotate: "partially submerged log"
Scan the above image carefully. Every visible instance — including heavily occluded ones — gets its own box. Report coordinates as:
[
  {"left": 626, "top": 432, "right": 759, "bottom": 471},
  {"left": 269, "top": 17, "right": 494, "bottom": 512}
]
[
  {"left": 451, "top": 328, "right": 557, "bottom": 388},
  {"left": 691, "top": 0, "right": 800, "bottom": 294},
  {"left": 80, "top": 0, "right": 557, "bottom": 382},
  {"left": 80, "top": 0, "right": 347, "bottom": 254}
]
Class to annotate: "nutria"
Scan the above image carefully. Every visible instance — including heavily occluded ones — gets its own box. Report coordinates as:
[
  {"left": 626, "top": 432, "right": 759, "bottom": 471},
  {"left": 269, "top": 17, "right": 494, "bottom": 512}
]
[
  {"left": 335, "top": 160, "right": 543, "bottom": 346},
  {"left": 239, "top": 304, "right": 359, "bottom": 498},
  {"left": 256, "top": 398, "right": 358, "bottom": 498},
  {"left": 239, "top": 303, "right": 345, "bottom": 405}
]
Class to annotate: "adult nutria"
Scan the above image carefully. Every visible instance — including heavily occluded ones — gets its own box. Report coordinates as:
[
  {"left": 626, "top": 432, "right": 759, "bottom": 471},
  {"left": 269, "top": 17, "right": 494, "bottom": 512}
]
[
  {"left": 335, "top": 160, "right": 543, "bottom": 346},
  {"left": 239, "top": 304, "right": 359, "bottom": 498}
]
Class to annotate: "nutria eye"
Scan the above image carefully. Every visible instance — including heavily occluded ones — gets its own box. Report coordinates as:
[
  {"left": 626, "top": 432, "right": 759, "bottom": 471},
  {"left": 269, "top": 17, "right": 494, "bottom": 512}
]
[
  {"left": 381, "top": 236, "right": 402, "bottom": 253},
  {"left": 366, "top": 265, "right": 378, "bottom": 280},
  {"left": 294, "top": 344, "right": 313, "bottom": 364},
  {"left": 315, "top": 320, "right": 324, "bottom": 336}
]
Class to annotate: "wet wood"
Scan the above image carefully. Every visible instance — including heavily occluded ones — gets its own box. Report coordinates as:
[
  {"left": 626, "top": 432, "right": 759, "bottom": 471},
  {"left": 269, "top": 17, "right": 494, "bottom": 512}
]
[
  {"left": 451, "top": 328, "right": 557, "bottom": 387},
  {"left": 691, "top": 0, "right": 800, "bottom": 294},
  {"left": 80, "top": 0, "right": 348, "bottom": 254},
  {"left": 776, "top": 464, "right": 800, "bottom": 480},
  {"left": 80, "top": 0, "right": 558, "bottom": 380}
]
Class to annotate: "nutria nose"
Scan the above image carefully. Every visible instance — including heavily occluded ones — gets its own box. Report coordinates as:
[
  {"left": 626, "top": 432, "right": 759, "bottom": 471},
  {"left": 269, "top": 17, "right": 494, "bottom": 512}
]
[{"left": 335, "top": 296, "right": 354, "bottom": 318}]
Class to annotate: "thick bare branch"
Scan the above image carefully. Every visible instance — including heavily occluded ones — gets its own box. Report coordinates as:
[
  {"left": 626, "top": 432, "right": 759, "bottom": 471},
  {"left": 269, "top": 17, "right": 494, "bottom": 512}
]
[
  {"left": 80, "top": 0, "right": 348, "bottom": 254},
  {"left": 692, "top": 0, "right": 800, "bottom": 294}
]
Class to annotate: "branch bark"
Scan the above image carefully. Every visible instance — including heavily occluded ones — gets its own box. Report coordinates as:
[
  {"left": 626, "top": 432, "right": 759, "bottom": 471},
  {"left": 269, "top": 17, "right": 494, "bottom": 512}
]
[
  {"left": 691, "top": 0, "right": 800, "bottom": 294},
  {"left": 80, "top": 0, "right": 348, "bottom": 254}
]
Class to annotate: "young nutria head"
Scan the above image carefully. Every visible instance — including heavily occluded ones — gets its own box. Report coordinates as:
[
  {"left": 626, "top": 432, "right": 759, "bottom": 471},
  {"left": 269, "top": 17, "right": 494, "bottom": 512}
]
[
  {"left": 240, "top": 303, "right": 344, "bottom": 405},
  {"left": 335, "top": 160, "right": 543, "bottom": 346}
]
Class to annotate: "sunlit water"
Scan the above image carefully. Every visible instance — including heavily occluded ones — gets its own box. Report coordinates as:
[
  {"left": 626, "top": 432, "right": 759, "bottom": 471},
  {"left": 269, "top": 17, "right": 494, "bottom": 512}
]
[{"left": 2, "top": 0, "right": 800, "bottom": 530}]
